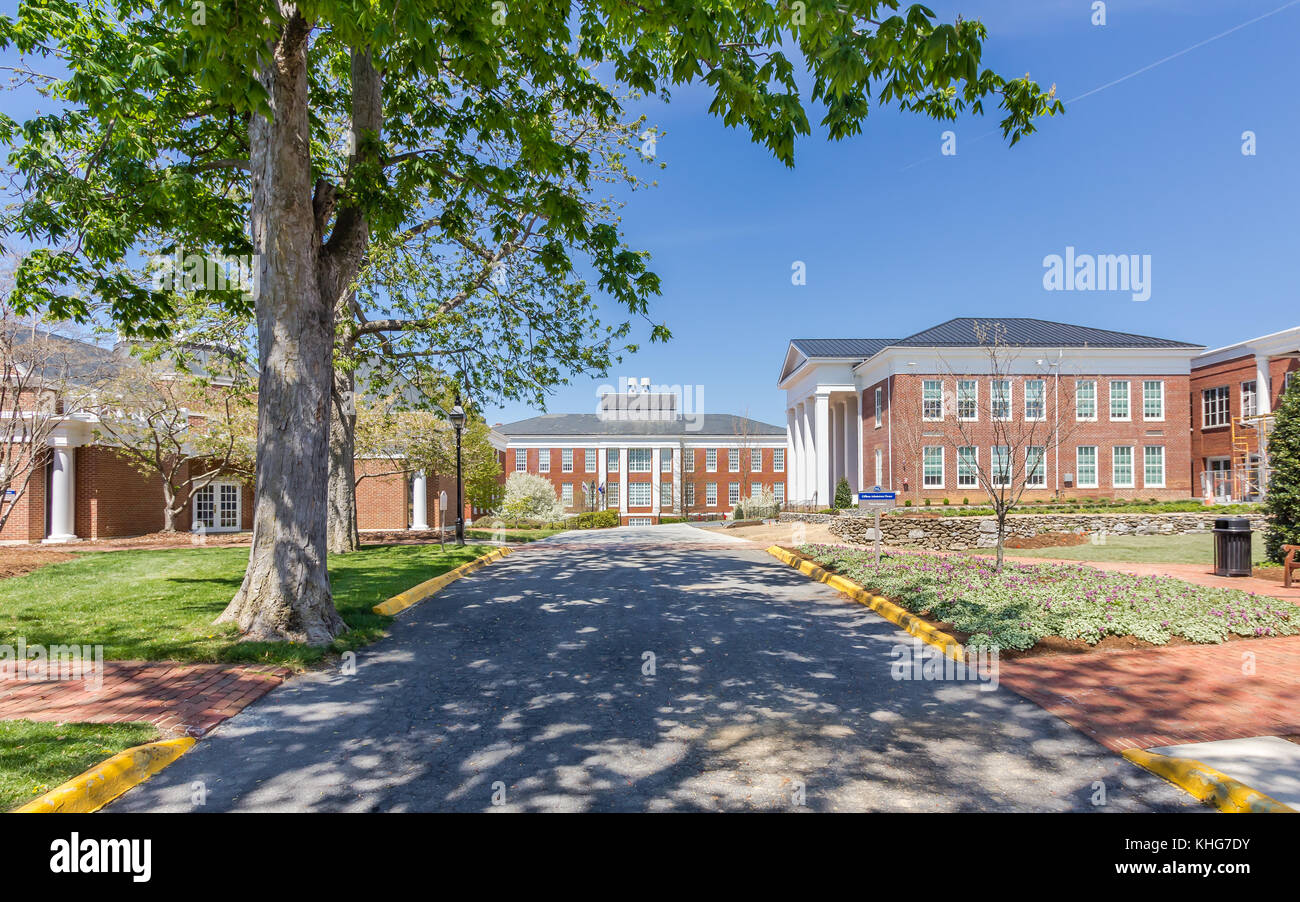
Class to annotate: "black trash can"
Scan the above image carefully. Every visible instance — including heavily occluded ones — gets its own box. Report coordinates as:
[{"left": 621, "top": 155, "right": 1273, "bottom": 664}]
[{"left": 1213, "top": 517, "right": 1253, "bottom": 577}]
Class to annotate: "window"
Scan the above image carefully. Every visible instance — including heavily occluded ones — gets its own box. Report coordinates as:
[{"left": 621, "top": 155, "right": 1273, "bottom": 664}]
[
  {"left": 728, "top": 449, "right": 740, "bottom": 472},
  {"left": 773, "top": 448, "right": 784, "bottom": 472},
  {"left": 922, "top": 379, "right": 943, "bottom": 420},
  {"left": 705, "top": 449, "right": 717, "bottom": 472},
  {"left": 607, "top": 451, "right": 619, "bottom": 473},
  {"left": 706, "top": 482, "right": 717, "bottom": 506},
  {"left": 774, "top": 483, "right": 785, "bottom": 504},
  {"left": 660, "top": 482, "right": 673, "bottom": 507},
  {"left": 1144, "top": 446, "right": 1165, "bottom": 487},
  {"left": 1142, "top": 381, "right": 1164, "bottom": 420},
  {"left": 922, "top": 446, "right": 944, "bottom": 488},
  {"left": 1026, "top": 447, "right": 1046, "bottom": 488},
  {"left": 561, "top": 448, "right": 573, "bottom": 473},
  {"left": 1024, "top": 380, "right": 1046, "bottom": 421},
  {"left": 1241, "top": 381, "right": 1258, "bottom": 418},
  {"left": 628, "top": 517, "right": 652, "bottom": 526},
  {"left": 751, "top": 449, "right": 762, "bottom": 472},
  {"left": 750, "top": 483, "right": 762, "bottom": 499},
  {"left": 728, "top": 482, "right": 740, "bottom": 505},
  {"left": 874, "top": 448, "right": 883, "bottom": 487},
  {"left": 661, "top": 451, "right": 673, "bottom": 473},
  {"left": 1109, "top": 380, "right": 1130, "bottom": 421},
  {"left": 991, "top": 446, "right": 1012, "bottom": 487},
  {"left": 1113, "top": 446, "right": 1134, "bottom": 488},
  {"left": 1076, "top": 446, "right": 1098, "bottom": 488},
  {"left": 628, "top": 448, "right": 652, "bottom": 472},
  {"left": 991, "top": 380, "right": 1011, "bottom": 421},
  {"left": 685, "top": 451, "right": 695, "bottom": 473},
  {"left": 874, "top": 387, "right": 883, "bottom": 427},
  {"left": 561, "top": 483, "right": 573, "bottom": 506},
  {"left": 1202, "top": 386, "right": 1230, "bottom": 428},
  {"left": 606, "top": 481, "right": 619, "bottom": 508},
  {"left": 957, "top": 446, "right": 978, "bottom": 488},
  {"left": 685, "top": 483, "right": 695, "bottom": 508},
  {"left": 628, "top": 482, "right": 651, "bottom": 507},
  {"left": 515, "top": 449, "right": 527, "bottom": 472},
  {"left": 538, "top": 448, "right": 550, "bottom": 473},
  {"left": 957, "top": 380, "right": 977, "bottom": 421},
  {"left": 584, "top": 448, "right": 596, "bottom": 472},
  {"left": 1076, "top": 380, "right": 1097, "bottom": 420},
  {"left": 194, "top": 483, "right": 241, "bottom": 530}
]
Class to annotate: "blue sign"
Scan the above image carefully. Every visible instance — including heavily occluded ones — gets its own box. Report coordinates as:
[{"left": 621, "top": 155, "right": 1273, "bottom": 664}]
[{"left": 858, "top": 491, "right": 896, "bottom": 501}]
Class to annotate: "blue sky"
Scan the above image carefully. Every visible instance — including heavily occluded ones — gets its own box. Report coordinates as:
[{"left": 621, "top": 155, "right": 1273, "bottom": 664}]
[{"left": 490, "top": 0, "right": 1298, "bottom": 427}]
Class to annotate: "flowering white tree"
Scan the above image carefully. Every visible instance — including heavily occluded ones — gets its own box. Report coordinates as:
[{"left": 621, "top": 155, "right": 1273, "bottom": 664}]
[{"left": 498, "top": 472, "right": 565, "bottom": 525}]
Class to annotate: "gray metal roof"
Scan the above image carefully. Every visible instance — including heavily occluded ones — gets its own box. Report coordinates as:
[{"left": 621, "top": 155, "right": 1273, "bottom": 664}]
[
  {"left": 495, "top": 413, "right": 786, "bottom": 437},
  {"left": 891, "top": 318, "right": 1202, "bottom": 349},
  {"left": 789, "top": 338, "right": 898, "bottom": 359}
]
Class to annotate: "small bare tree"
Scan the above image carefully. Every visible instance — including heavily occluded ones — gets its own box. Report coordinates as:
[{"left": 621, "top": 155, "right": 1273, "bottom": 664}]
[{"left": 935, "top": 322, "right": 1079, "bottom": 571}]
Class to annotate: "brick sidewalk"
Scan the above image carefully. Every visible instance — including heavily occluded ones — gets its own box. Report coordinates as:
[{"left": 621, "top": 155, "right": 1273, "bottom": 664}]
[
  {"left": 0, "top": 661, "right": 289, "bottom": 737},
  {"left": 999, "top": 635, "right": 1300, "bottom": 752}
]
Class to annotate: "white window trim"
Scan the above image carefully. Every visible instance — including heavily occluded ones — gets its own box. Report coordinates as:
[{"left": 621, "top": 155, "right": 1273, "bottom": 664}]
[
  {"left": 1025, "top": 446, "right": 1047, "bottom": 489},
  {"left": 991, "top": 380, "right": 1012, "bottom": 422},
  {"left": 957, "top": 446, "right": 978, "bottom": 489},
  {"left": 990, "top": 446, "right": 1013, "bottom": 488},
  {"left": 921, "top": 379, "right": 944, "bottom": 422},
  {"left": 1024, "top": 380, "right": 1046, "bottom": 422},
  {"left": 628, "top": 482, "right": 652, "bottom": 507},
  {"left": 957, "top": 380, "right": 978, "bottom": 422},
  {"left": 538, "top": 448, "right": 551, "bottom": 473},
  {"left": 627, "top": 448, "right": 652, "bottom": 473},
  {"left": 1143, "top": 445, "right": 1166, "bottom": 488},
  {"left": 874, "top": 387, "right": 883, "bottom": 428},
  {"left": 1241, "top": 380, "right": 1258, "bottom": 419},
  {"left": 1109, "top": 380, "right": 1131, "bottom": 422},
  {"left": 773, "top": 448, "right": 785, "bottom": 473},
  {"left": 584, "top": 448, "right": 597, "bottom": 472},
  {"left": 1076, "top": 446, "right": 1099, "bottom": 489},
  {"left": 514, "top": 449, "right": 527, "bottom": 472},
  {"left": 728, "top": 482, "right": 740, "bottom": 505},
  {"left": 561, "top": 448, "right": 573, "bottom": 473},
  {"left": 705, "top": 482, "right": 718, "bottom": 506},
  {"left": 728, "top": 449, "right": 740, "bottom": 472},
  {"left": 922, "top": 445, "right": 945, "bottom": 489},
  {"left": 1075, "top": 380, "right": 1098, "bottom": 422},
  {"left": 750, "top": 449, "right": 762, "bottom": 473},
  {"left": 193, "top": 481, "right": 243, "bottom": 532},
  {"left": 1142, "top": 380, "right": 1165, "bottom": 422},
  {"left": 705, "top": 449, "right": 717, "bottom": 472},
  {"left": 1202, "top": 386, "right": 1231, "bottom": 429},
  {"left": 1112, "top": 445, "right": 1135, "bottom": 489}
]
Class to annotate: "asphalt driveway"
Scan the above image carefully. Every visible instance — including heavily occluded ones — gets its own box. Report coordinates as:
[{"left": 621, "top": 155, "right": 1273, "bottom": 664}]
[{"left": 112, "top": 524, "right": 1195, "bottom": 812}]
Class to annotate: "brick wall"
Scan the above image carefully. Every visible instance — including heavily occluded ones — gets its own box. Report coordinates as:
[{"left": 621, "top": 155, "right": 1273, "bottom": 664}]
[
  {"left": 1190, "top": 353, "right": 1300, "bottom": 492},
  {"left": 0, "top": 445, "right": 47, "bottom": 543}
]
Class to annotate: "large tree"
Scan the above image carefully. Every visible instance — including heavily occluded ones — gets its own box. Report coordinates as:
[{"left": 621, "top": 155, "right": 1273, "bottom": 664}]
[
  {"left": 1, "top": 1, "right": 1061, "bottom": 643},
  {"left": 1263, "top": 377, "right": 1300, "bottom": 563}
]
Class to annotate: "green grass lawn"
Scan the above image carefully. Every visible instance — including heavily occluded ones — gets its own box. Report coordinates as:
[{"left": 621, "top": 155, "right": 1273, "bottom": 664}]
[
  {"left": 1002, "top": 532, "right": 1268, "bottom": 566},
  {"left": 0, "top": 720, "right": 159, "bottom": 811},
  {"left": 0, "top": 543, "right": 490, "bottom": 667}
]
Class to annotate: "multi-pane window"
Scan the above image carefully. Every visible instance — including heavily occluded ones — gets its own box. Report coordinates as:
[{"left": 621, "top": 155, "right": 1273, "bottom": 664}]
[
  {"left": 607, "top": 451, "right": 619, "bottom": 473},
  {"left": 195, "top": 483, "right": 240, "bottom": 530},
  {"left": 874, "top": 387, "right": 883, "bottom": 426},
  {"left": 874, "top": 448, "right": 883, "bottom": 487},
  {"left": 957, "top": 380, "right": 977, "bottom": 421},
  {"left": 991, "top": 380, "right": 1011, "bottom": 421},
  {"left": 1109, "top": 380, "right": 1130, "bottom": 421},
  {"left": 728, "top": 482, "right": 740, "bottom": 505},
  {"left": 514, "top": 449, "right": 527, "bottom": 471},
  {"left": 685, "top": 451, "right": 695, "bottom": 473},
  {"left": 1241, "top": 381, "right": 1258, "bottom": 418},
  {"left": 1142, "top": 381, "right": 1164, "bottom": 420},
  {"left": 957, "top": 446, "right": 978, "bottom": 488},
  {"left": 584, "top": 448, "right": 596, "bottom": 472},
  {"left": 628, "top": 482, "right": 651, "bottom": 506},
  {"left": 705, "top": 449, "right": 717, "bottom": 472},
  {"left": 561, "top": 448, "right": 573, "bottom": 473},
  {"left": 750, "top": 483, "right": 762, "bottom": 499},
  {"left": 1076, "top": 446, "right": 1098, "bottom": 488},
  {"left": 661, "top": 451, "right": 673, "bottom": 473},
  {"left": 1025, "top": 446, "right": 1046, "bottom": 488},
  {"left": 751, "top": 449, "right": 763, "bottom": 472},
  {"left": 606, "top": 481, "right": 619, "bottom": 508},
  {"left": 1076, "top": 380, "right": 1097, "bottom": 420},
  {"left": 1203, "top": 386, "right": 1230, "bottom": 428},
  {"left": 1144, "top": 446, "right": 1165, "bottom": 487},
  {"left": 561, "top": 483, "right": 573, "bottom": 507},
  {"left": 1024, "top": 380, "right": 1046, "bottom": 421},
  {"left": 773, "top": 448, "right": 784, "bottom": 472},
  {"left": 684, "top": 483, "right": 695, "bottom": 508},
  {"left": 991, "top": 446, "right": 1012, "bottom": 487},
  {"left": 660, "top": 482, "right": 673, "bottom": 507},
  {"left": 774, "top": 483, "right": 785, "bottom": 504},
  {"left": 728, "top": 449, "right": 740, "bottom": 472},
  {"left": 538, "top": 448, "right": 550, "bottom": 473},
  {"left": 922, "top": 379, "right": 944, "bottom": 420},
  {"left": 922, "top": 446, "right": 944, "bottom": 488},
  {"left": 1112, "top": 446, "right": 1134, "bottom": 488},
  {"left": 705, "top": 482, "right": 717, "bottom": 506},
  {"left": 628, "top": 449, "right": 652, "bottom": 472}
]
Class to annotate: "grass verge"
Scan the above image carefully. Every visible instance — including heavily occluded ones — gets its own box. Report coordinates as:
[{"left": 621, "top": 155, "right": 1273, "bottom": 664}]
[{"left": 0, "top": 720, "right": 159, "bottom": 812}]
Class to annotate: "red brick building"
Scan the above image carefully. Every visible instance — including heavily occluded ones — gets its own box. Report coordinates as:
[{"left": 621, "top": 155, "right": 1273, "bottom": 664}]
[
  {"left": 489, "top": 383, "right": 787, "bottom": 524},
  {"left": 779, "top": 319, "right": 1206, "bottom": 505}
]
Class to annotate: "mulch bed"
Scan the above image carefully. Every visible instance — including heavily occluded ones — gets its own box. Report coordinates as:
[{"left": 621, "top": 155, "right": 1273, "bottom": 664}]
[
  {"left": 0, "top": 548, "right": 78, "bottom": 579},
  {"left": 1003, "top": 532, "right": 1090, "bottom": 549}
]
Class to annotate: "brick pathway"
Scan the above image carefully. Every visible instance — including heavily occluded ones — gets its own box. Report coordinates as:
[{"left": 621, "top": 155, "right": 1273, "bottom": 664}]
[
  {"left": 998, "top": 635, "right": 1300, "bottom": 752},
  {"left": 0, "top": 661, "right": 289, "bottom": 737}
]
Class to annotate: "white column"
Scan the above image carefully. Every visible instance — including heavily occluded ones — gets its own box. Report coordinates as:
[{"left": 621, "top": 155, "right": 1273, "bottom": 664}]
[
  {"left": 1256, "top": 355, "right": 1273, "bottom": 416},
  {"left": 854, "top": 392, "right": 864, "bottom": 492},
  {"left": 597, "top": 448, "right": 608, "bottom": 508},
  {"left": 410, "top": 471, "right": 429, "bottom": 529},
  {"left": 844, "top": 396, "right": 857, "bottom": 494},
  {"left": 814, "top": 392, "right": 831, "bottom": 507},
  {"left": 828, "top": 402, "right": 840, "bottom": 493},
  {"left": 672, "top": 447, "right": 682, "bottom": 513},
  {"left": 45, "top": 444, "right": 78, "bottom": 542},
  {"left": 651, "top": 447, "right": 662, "bottom": 516},
  {"left": 790, "top": 406, "right": 803, "bottom": 502},
  {"left": 618, "top": 448, "right": 628, "bottom": 514},
  {"left": 800, "top": 400, "right": 815, "bottom": 504}
]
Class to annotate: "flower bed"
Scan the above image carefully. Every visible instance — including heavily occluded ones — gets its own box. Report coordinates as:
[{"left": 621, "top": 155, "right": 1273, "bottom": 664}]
[{"left": 797, "top": 544, "right": 1299, "bottom": 651}]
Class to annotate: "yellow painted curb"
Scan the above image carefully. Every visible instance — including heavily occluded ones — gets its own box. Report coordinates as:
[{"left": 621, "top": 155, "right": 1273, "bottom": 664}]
[
  {"left": 16, "top": 737, "right": 196, "bottom": 813},
  {"left": 767, "top": 546, "right": 965, "bottom": 662},
  {"left": 373, "top": 546, "right": 515, "bottom": 616},
  {"left": 1121, "top": 748, "right": 1296, "bottom": 813}
]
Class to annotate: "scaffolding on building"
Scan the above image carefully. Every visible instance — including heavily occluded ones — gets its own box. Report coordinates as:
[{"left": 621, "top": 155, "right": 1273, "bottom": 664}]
[{"left": 1202, "top": 413, "right": 1275, "bottom": 503}]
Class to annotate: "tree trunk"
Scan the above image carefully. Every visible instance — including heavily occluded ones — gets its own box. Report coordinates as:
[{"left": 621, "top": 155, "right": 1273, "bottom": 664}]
[
  {"left": 995, "top": 509, "right": 1007, "bottom": 572},
  {"left": 216, "top": 9, "right": 345, "bottom": 644},
  {"left": 327, "top": 364, "right": 361, "bottom": 553}
]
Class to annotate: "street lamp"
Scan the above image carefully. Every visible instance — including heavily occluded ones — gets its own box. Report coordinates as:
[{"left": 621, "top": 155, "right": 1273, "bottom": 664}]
[{"left": 448, "top": 400, "right": 467, "bottom": 546}]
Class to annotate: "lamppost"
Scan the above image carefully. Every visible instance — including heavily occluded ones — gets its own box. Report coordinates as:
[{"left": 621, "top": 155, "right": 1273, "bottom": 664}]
[{"left": 448, "top": 398, "right": 466, "bottom": 546}]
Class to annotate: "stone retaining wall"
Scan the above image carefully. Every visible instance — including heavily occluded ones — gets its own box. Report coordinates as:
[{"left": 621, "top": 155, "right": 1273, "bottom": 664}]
[{"left": 780, "top": 511, "right": 1268, "bottom": 551}]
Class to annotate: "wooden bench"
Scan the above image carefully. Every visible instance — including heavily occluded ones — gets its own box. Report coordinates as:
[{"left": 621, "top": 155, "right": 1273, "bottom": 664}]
[{"left": 1285, "top": 545, "right": 1300, "bottom": 588}]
